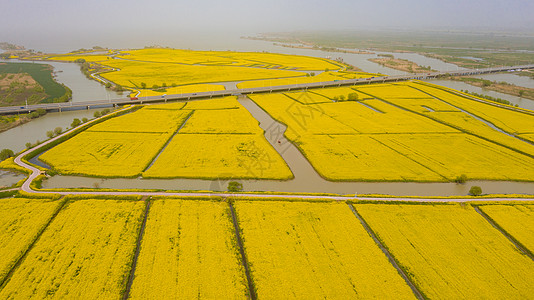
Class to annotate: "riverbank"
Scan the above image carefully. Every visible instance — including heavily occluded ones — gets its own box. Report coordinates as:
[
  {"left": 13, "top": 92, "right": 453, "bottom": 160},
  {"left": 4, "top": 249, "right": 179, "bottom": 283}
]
[
  {"left": 448, "top": 75, "right": 534, "bottom": 101},
  {"left": 271, "top": 42, "right": 374, "bottom": 55},
  {"left": 369, "top": 57, "right": 435, "bottom": 73},
  {"left": 0, "top": 109, "right": 47, "bottom": 133}
]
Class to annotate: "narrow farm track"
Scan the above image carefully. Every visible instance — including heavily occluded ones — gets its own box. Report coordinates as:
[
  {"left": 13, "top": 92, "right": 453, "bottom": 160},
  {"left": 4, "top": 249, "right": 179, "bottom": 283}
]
[
  {"left": 123, "top": 197, "right": 151, "bottom": 300},
  {"left": 10, "top": 113, "right": 534, "bottom": 202},
  {"left": 142, "top": 111, "right": 194, "bottom": 173},
  {"left": 228, "top": 201, "right": 257, "bottom": 300},
  {"left": 473, "top": 206, "right": 534, "bottom": 261},
  {"left": 6, "top": 89, "right": 533, "bottom": 202},
  {"left": 0, "top": 196, "right": 67, "bottom": 290},
  {"left": 2, "top": 64, "right": 534, "bottom": 115},
  {"left": 348, "top": 204, "right": 425, "bottom": 300}
]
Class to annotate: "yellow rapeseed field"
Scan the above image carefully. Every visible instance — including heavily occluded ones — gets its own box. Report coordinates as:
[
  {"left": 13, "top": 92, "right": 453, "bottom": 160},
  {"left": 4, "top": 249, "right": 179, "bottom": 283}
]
[
  {"left": 180, "top": 108, "right": 262, "bottom": 134},
  {"left": 250, "top": 82, "right": 534, "bottom": 182},
  {"left": 283, "top": 90, "right": 332, "bottom": 104},
  {"left": 375, "top": 97, "right": 460, "bottom": 113},
  {"left": 100, "top": 59, "right": 303, "bottom": 88},
  {"left": 236, "top": 71, "right": 353, "bottom": 89},
  {"left": 316, "top": 99, "right": 456, "bottom": 134},
  {"left": 45, "top": 55, "right": 111, "bottom": 62},
  {"left": 143, "top": 134, "right": 292, "bottom": 179},
  {"left": 410, "top": 81, "right": 534, "bottom": 134},
  {"left": 248, "top": 93, "right": 356, "bottom": 136},
  {"left": 520, "top": 133, "right": 534, "bottom": 143},
  {"left": 87, "top": 107, "right": 189, "bottom": 133},
  {"left": 0, "top": 199, "right": 144, "bottom": 299},
  {"left": 142, "top": 96, "right": 292, "bottom": 179},
  {"left": 479, "top": 205, "right": 534, "bottom": 253},
  {"left": 120, "top": 48, "right": 343, "bottom": 70},
  {"left": 310, "top": 86, "right": 372, "bottom": 101},
  {"left": 422, "top": 111, "right": 534, "bottom": 156},
  {"left": 355, "top": 204, "right": 534, "bottom": 299},
  {"left": 182, "top": 96, "right": 241, "bottom": 110},
  {"left": 297, "top": 135, "right": 445, "bottom": 181},
  {"left": 40, "top": 131, "right": 170, "bottom": 177},
  {"left": 0, "top": 198, "right": 63, "bottom": 284},
  {"left": 131, "top": 84, "right": 225, "bottom": 97},
  {"left": 130, "top": 199, "right": 247, "bottom": 299},
  {"left": 234, "top": 201, "right": 416, "bottom": 299},
  {"left": 372, "top": 133, "right": 534, "bottom": 181},
  {"left": 356, "top": 83, "right": 433, "bottom": 99}
]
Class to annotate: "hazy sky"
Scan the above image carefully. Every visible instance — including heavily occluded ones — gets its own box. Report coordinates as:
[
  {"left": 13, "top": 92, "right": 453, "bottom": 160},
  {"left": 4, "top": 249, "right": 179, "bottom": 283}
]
[{"left": 1, "top": 0, "right": 533, "bottom": 51}]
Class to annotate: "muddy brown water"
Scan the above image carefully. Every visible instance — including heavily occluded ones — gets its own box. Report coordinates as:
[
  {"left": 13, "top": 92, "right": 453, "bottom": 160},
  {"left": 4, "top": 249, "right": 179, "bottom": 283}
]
[
  {"left": 0, "top": 170, "right": 25, "bottom": 189},
  {"left": 41, "top": 97, "right": 534, "bottom": 196}
]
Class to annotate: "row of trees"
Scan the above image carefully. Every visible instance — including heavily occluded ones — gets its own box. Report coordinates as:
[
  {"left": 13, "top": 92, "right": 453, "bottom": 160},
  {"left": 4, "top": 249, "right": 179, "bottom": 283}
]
[{"left": 139, "top": 82, "right": 179, "bottom": 89}]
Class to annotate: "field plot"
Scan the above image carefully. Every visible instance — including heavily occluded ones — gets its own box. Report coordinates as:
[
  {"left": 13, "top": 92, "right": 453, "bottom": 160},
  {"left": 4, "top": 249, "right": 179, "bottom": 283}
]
[
  {"left": 143, "top": 134, "right": 292, "bottom": 179},
  {"left": 143, "top": 97, "right": 292, "bottom": 179},
  {"left": 250, "top": 81, "right": 534, "bottom": 182},
  {"left": 236, "top": 71, "right": 361, "bottom": 89},
  {"left": 519, "top": 133, "right": 534, "bottom": 143},
  {"left": 310, "top": 86, "right": 371, "bottom": 101},
  {"left": 234, "top": 201, "right": 415, "bottom": 299},
  {"left": 120, "top": 48, "right": 343, "bottom": 70},
  {"left": 420, "top": 111, "right": 534, "bottom": 156},
  {"left": 132, "top": 84, "right": 225, "bottom": 97},
  {"left": 180, "top": 108, "right": 262, "bottom": 134},
  {"left": 0, "top": 198, "right": 63, "bottom": 284},
  {"left": 248, "top": 93, "right": 356, "bottom": 136},
  {"left": 355, "top": 204, "right": 534, "bottom": 299},
  {"left": 317, "top": 99, "right": 457, "bottom": 134},
  {"left": 40, "top": 106, "right": 192, "bottom": 177},
  {"left": 373, "top": 133, "right": 534, "bottom": 181},
  {"left": 356, "top": 83, "right": 433, "bottom": 99},
  {"left": 283, "top": 90, "right": 332, "bottom": 104},
  {"left": 130, "top": 199, "right": 247, "bottom": 299},
  {"left": 40, "top": 131, "right": 170, "bottom": 177},
  {"left": 480, "top": 205, "right": 534, "bottom": 253},
  {"left": 410, "top": 81, "right": 534, "bottom": 134},
  {"left": 376, "top": 97, "right": 460, "bottom": 113},
  {"left": 0, "top": 199, "right": 144, "bottom": 299},
  {"left": 100, "top": 59, "right": 303, "bottom": 88},
  {"left": 182, "top": 96, "right": 241, "bottom": 110},
  {"left": 87, "top": 107, "right": 189, "bottom": 133},
  {"left": 45, "top": 55, "right": 111, "bottom": 62},
  {"left": 298, "top": 135, "right": 445, "bottom": 181}
]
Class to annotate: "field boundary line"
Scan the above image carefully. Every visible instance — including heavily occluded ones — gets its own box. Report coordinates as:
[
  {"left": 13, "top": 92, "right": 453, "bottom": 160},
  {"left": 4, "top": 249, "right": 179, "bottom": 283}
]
[
  {"left": 473, "top": 206, "right": 534, "bottom": 261},
  {"left": 228, "top": 201, "right": 257, "bottom": 300},
  {"left": 362, "top": 88, "right": 534, "bottom": 160},
  {"left": 408, "top": 84, "right": 534, "bottom": 147},
  {"left": 0, "top": 196, "right": 68, "bottom": 291},
  {"left": 122, "top": 196, "right": 151, "bottom": 300},
  {"left": 347, "top": 203, "right": 425, "bottom": 300},
  {"left": 142, "top": 110, "right": 194, "bottom": 173}
]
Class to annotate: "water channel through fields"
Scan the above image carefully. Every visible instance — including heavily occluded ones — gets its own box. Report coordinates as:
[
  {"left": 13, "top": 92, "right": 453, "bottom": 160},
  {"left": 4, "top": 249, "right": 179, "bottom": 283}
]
[
  {"left": 41, "top": 97, "right": 534, "bottom": 196},
  {"left": 0, "top": 170, "right": 25, "bottom": 189},
  {"left": 3, "top": 38, "right": 534, "bottom": 195}
]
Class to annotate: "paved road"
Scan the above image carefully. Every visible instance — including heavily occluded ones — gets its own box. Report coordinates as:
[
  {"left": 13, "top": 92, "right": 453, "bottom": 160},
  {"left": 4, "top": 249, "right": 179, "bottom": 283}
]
[
  {"left": 2, "top": 64, "right": 533, "bottom": 115},
  {"left": 6, "top": 68, "right": 534, "bottom": 202},
  {"left": 10, "top": 114, "right": 533, "bottom": 202}
]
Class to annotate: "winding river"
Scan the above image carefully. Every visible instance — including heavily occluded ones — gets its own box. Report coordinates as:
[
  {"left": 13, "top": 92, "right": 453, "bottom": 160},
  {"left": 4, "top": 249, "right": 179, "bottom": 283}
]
[{"left": 2, "top": 39, "right": 534, "bottom": 194}]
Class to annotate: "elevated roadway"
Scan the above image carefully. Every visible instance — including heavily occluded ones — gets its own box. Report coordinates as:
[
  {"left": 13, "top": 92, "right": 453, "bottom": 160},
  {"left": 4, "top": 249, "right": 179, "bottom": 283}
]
[{"left": 1, "top": 64, "right": 533, "bottom": 115}]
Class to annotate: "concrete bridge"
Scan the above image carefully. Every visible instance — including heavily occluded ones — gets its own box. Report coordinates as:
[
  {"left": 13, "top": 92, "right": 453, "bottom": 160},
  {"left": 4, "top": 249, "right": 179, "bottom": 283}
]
[{"left": 1, "top": 64, "right": 533, "bottom": 115}]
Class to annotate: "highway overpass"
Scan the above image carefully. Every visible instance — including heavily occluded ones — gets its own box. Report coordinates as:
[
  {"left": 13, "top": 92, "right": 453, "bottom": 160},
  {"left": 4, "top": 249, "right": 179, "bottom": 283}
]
[{"left": 1, "top": 64, "right": 533, "bottom": 115}]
